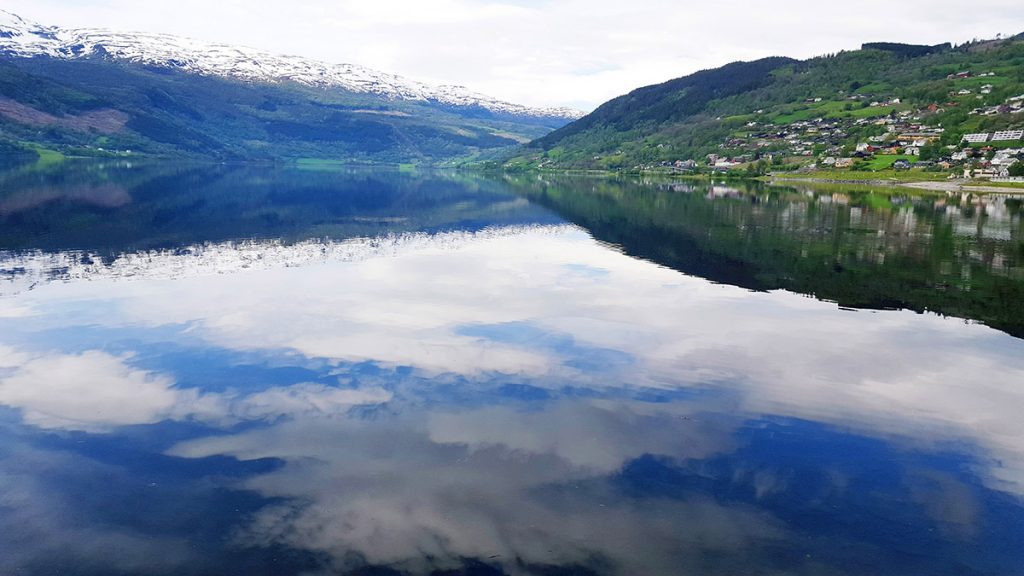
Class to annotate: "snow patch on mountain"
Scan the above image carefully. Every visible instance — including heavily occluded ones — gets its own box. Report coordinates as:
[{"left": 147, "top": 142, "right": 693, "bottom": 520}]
[{"left": 0, "top": 10, "right": 583, "bottom": 121}]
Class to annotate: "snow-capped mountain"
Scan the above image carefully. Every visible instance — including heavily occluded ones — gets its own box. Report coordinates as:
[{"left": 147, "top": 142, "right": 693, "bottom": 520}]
[{"left": 0, "top": 10, "right": 583, "bottom": 121}]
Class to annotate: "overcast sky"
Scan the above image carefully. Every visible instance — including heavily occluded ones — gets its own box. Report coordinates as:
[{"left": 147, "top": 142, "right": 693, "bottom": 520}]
[{"left": 6, "top": 1, "right": 1024, "bottom": 111}]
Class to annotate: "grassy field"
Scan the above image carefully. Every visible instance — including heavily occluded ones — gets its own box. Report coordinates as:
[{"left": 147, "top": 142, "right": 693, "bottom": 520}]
[
  {"left": 843, "top": 104, "right": 908, "bottom": 119},
  {"left": 864, "top": 154, "right": 915, "bottom": 170},
  {"left": 294, "top": 158, "right": 350, "bottom": 170},
  {"left": 771, "top": 102, "right": 845, "bottom": 124},
  {"left": 770, "top": 101, "right": 905, "bottom": 124},
  {"left": 966, "top": 180, "right": 1024, "bottom": 190},
  {"left": 27, "top": 144, "right": 65, "bottom": 168},
  {"left": 952, "top": 75, "right": 1013, "bottom": 89}
]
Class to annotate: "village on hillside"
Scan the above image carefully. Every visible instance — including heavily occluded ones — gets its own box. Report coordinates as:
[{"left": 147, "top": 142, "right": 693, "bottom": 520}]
[{"left": 655, "top": 74, "right": 1024, "bottom": 181}]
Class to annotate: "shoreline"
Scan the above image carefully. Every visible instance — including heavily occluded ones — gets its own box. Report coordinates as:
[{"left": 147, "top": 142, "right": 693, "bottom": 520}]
[
  {"left": 897, "top": 180, "right": 1024, "bottom": 194},
  {"left": 769, "top": 176, "right": 1024, "bottom": 194}
]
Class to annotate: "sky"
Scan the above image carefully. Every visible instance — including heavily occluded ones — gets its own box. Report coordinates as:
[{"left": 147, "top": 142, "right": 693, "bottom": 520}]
[{"left": 5, "top": 0, "right": 1024, "bottom": 111}]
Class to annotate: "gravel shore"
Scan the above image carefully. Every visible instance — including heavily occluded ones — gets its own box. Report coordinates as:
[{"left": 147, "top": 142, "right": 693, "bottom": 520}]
[{"left": 771, "top": 177, "right": 1024, "bottom": 195}]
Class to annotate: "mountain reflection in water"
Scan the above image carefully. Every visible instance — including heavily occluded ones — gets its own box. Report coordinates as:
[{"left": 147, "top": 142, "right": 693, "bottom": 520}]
[{"left": 0, "top": 162, "right": 1022, "bottom": 576}]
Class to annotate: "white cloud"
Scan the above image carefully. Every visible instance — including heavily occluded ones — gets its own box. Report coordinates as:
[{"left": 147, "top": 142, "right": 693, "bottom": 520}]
[
  {"left": 66, "top": 229, "right": 613, "bottom": 378},
  {"left": 20, "top": 226, "right": 1023, "bottom": 497},
  {"left": 0, "top": 348, "right": 185, "bottom": 431},
  {"left": 0, "top": 346, "right": 391, "bottom": 432},
  {"left": 3, "top": 0, "right": 1021, "bottom": 109},
  {"left": 168, "top": 400, "right": 778, "bottom": 574},
  {"left": 232, "top": 383, "right": 392, "bottom": 421},
  {"left": 427, "top": 399, "right": 736, "bottom": 472}
]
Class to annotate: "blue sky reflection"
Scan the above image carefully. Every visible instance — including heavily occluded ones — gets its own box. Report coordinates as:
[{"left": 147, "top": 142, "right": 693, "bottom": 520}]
[{"left": 1, "top": 223, "right": 1023, "bottom": 574}]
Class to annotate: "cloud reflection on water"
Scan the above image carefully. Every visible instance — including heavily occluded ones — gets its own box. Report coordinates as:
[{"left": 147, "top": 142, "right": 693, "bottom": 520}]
[
  {"left": 0, "top": 345, "right": 391, "bottom": 432},
  {"left": 2, "top": 224, "right": 1024, "bottom": 573},
  {"left": 169, "top": 400, "right": 776, "bottom": 575},
  {"left": 23, "top": 226, "right": 1018, "bottom": 494}
]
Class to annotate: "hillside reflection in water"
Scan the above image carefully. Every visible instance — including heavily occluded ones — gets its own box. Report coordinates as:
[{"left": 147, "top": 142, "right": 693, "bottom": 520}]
[{"left": 0, "top": 162, "right": 1022, "bottom": 575}]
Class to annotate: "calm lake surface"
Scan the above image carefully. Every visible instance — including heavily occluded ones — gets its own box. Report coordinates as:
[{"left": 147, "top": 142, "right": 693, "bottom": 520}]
[{"left": 1, "top": 161, "right": 1023, "bottom": 576}]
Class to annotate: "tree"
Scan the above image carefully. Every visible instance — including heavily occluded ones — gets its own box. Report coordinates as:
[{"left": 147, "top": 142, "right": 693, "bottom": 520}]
[
  {"left": 1009, "top": 162, "right": 1024, "bottom": 177},
  {"left": 745, "top": 159, "right": 769, "bottom": 177},
  {"left": 919, "top": 142, "right": 941, "bottom": 161}
]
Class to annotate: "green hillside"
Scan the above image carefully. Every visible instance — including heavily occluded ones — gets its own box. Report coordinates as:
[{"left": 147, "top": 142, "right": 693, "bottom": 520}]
[{"left": 506, "top": 37, "right": 1024, "bottom": 174}]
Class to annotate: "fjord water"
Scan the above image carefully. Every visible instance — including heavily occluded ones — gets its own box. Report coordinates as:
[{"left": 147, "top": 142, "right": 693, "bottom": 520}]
[{"left": 1, "top": 162, "right": 1023, "bottom": 576}]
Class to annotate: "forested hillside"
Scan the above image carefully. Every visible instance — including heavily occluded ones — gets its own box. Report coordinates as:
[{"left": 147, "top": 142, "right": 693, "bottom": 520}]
[{"left": 507, "top": 37, "right": 1024, "bottom": 172}]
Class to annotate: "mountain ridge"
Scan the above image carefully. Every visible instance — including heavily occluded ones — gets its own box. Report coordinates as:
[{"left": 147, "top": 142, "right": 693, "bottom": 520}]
[
  {"left": 0, "top": 10, "right": 583, "bottom": 123},
  {"left": 533, "top": 57, "right": 797, "bottom": 148},
  {"left": 0, "top": 9, "right": 581, "bottom": 120},
  {"left": 0, "top": 11, "right": 585, "bottom": 163}
]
